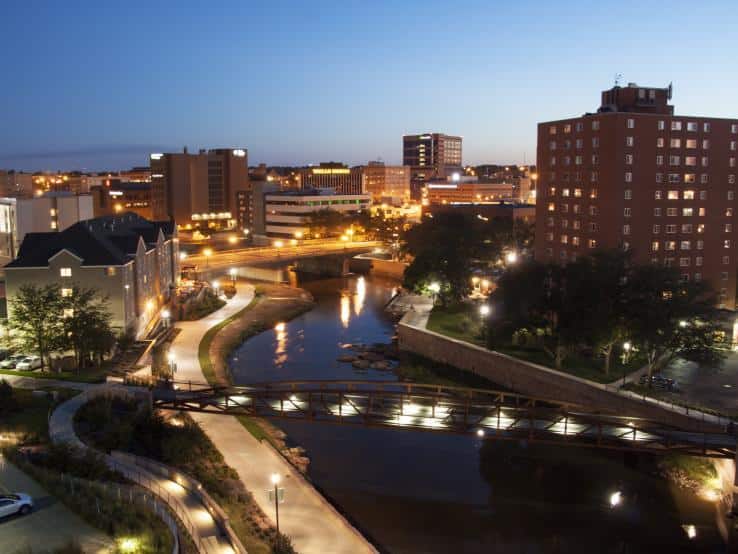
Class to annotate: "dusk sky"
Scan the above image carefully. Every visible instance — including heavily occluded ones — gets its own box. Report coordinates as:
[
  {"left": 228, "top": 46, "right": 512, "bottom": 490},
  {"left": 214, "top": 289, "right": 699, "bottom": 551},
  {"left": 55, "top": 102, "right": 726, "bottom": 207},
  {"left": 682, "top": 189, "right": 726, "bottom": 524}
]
[{"left": 2, "top": 0, "right": 737, "bottom": 172}]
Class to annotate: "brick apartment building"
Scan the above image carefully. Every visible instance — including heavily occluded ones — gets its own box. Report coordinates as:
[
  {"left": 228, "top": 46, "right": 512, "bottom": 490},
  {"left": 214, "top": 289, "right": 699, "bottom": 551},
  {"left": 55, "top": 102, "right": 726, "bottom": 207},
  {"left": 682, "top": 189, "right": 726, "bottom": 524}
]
[{"left": 536, "top": 83, "right": 738, "bottom": 308}]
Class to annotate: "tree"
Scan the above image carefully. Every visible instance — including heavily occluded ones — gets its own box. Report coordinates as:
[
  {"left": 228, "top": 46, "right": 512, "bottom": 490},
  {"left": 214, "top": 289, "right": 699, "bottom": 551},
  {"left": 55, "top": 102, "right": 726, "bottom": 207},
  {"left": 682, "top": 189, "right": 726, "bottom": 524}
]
[
  {"left": 623, "top": 264, "right": 725, "bottom": 381},
  {"left": 62, "top": 286, "right": 115, "bottom": 369},
  {"left": 8, "top": 284, "right": 65, "bottom": 369},
  {"left": 306, "top": 209, "right": 348, "bottom": 238}
]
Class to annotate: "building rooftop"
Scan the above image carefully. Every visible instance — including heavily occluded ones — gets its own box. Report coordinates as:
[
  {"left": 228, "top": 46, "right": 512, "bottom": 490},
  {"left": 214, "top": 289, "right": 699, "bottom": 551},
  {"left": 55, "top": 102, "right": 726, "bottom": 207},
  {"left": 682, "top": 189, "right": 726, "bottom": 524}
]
[{"left": 5, "top": 212, "right": 175, "bottom": 269}]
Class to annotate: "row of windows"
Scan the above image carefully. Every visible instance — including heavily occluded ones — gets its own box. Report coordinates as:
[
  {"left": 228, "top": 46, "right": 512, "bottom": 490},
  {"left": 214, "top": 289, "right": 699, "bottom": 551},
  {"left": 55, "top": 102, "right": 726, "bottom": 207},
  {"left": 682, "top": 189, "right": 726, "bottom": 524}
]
[
  {"left": 649, "top": 239, "right": 731, "bottom": 251},
  {"left": 624, "top": 190, "right": 736, "bottom": 201},
  {"left": 547, "top": 203, "right": 600, "bottom": 215},
  {"left": 545, "top": 171, "right": 734, "bottom": 184},
  {"left": 549, "top": 155, "right": 736, "bottom": 168},
  {"left": 549, "top": 120, "right": 738, "bottom": 135},
  {"left": 550, "top": 138, "right": 737, "bottom": 151}
]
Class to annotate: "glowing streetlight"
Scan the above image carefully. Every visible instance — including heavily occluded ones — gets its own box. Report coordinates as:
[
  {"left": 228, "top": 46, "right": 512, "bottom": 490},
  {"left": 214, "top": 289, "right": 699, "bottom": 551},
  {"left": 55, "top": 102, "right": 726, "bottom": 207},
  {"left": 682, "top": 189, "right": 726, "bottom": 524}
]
[
  {"left": 118, "top": 537, "right": 139, "bottom": 553},
  {"left": 505, "top": 251, "right": 518, "bottom": 264},
  {"left": 621, "top": 341, "right": 632, "bottom": 385},
  {"left": 479, "top": 305, "right": 491, "bottom": 317},
  {"left": 212, "top": 280, "right": 220, "bottom": 296},
  {"left": 167, "top": 352, "right": 177, "bottom": 376},
  {"left": 294, "top": 231, "right": 303, "bottom": 240},
  {"left": 340, "top": 235, "right": 349, "bottom": 242},
  {"left": 428, "top": 282, "right": 440, "bottom": 294},
  {"left": 229, "top": 267, "right": 237, "bottom": 283},
  {"left": 162, "top": 309, "right": 171, "bottom": 328},
  {"left": 683, "top": 524, "right": 697, "bottom": 540},
  {"left": 202, "top": 247, "right": 213, "bottom": 268},
  {"left": 290, "top": 239, "right": 298, "bottom": 246},
  {"left": 273, "top": 240, "right": 284, "bottom": 248},
  {"left": 179, "top": 251, "right": 188, "bottom": 261},
  {"left": 609, "top": 491, "right": 622, "bottom": 508},
  {"left": 270, "top": 473, "right": 282, "bottom": 532},
  {"left": 228, "top": 235, "right": 238, "bottom": 245},
  {"left": 679, "top": 320, "right": 688, "bottom": 328},
  {"left": 476, "top": 429, "right": 485, "bottom": 437}
]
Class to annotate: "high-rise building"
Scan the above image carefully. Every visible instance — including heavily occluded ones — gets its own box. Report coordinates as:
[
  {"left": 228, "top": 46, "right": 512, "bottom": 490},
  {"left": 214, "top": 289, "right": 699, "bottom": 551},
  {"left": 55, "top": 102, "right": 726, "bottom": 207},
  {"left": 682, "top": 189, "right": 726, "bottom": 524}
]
[
  {"left": 359, "top": 162, "right": 411, "bottom": 204},
  {"left": 150, "top": 147, "right": 249, "bottom": 229},
  {"left": 403, "top": 133, "right": 462, "bottom": 199},
  {"left": 535, "top": 83, "right": 738, "bottom": 308},
  {"left": 297, "top": 163, "right": 363, "bottom": 195}
]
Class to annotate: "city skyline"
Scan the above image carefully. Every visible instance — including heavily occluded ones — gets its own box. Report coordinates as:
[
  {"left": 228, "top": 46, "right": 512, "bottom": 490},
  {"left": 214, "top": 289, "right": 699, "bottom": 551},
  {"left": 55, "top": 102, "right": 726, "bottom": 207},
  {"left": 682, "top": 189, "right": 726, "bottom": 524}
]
[{"left": 2, "top": 0, "right": 738, "bottom": 171}]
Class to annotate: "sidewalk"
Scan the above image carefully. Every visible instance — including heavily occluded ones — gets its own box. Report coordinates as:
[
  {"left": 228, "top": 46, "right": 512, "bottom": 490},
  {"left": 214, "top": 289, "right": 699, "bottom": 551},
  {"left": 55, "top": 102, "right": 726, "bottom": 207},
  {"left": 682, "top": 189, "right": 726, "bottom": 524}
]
[{"left": 172, "top": 282, "right": 376, "bottom": 554}]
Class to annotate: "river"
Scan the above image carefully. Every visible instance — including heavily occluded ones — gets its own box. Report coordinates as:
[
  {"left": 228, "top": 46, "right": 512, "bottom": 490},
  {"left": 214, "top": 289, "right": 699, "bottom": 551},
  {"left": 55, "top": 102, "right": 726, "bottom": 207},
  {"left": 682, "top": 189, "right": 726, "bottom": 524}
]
[{"left": 229, "top": 274, "right": 727, "bottom": 553}]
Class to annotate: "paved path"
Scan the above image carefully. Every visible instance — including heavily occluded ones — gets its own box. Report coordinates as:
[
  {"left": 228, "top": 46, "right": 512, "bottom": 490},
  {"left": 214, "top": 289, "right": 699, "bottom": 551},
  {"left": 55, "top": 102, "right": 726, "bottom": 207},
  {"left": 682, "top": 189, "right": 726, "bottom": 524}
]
[
  {"left": 172, "top": 282, "right": 376, "bottom": 554},
  {"left": 49, "top": 387, "right": 232, "bottom": 554},
  {"left": 0, "top": 456, "right": 112, "bottom": 554}
]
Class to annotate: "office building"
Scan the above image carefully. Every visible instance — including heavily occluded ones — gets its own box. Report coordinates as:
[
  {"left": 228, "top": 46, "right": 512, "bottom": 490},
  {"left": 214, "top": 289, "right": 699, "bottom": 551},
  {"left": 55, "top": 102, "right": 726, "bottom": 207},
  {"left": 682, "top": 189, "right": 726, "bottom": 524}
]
[
  {"left": 297, "top": 163, "right": 363, "bottom": 195},
  {"left": 424, "top": 175, "right": 515, "bottom": 205},
  {"left": 5, "top": 213, "right": 178, "bottom": 337},
  {"left": 251, "top": 188, "right": 370, "bottom": 242},
  {"left": 403, "top": 133, "right": 462, "bottom": 199},
  {"left": 535, "top": 82, "right": 738, "bottom": 308},
  {"left": 0, "top": 193, "right": 94, "bottom": 261},
  {"left": 360, "top": 162, "right": 411, "bottom": 204},
  {"left": 150, "top": 147, "right": 250, "bottom": 229},
  {"left": 91, "top": 182, "right": 152, "bottom": 220}
]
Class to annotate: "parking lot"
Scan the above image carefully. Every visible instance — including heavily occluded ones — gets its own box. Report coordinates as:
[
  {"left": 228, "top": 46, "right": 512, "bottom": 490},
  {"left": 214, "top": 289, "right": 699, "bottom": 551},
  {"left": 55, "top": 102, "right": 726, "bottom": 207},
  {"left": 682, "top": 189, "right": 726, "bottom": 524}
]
[
  {"left": 660, "top": 352, "right": 738, "bottom": 416},
  {"left": 0, "top": 458, "right": 111, "bottom": 554}
]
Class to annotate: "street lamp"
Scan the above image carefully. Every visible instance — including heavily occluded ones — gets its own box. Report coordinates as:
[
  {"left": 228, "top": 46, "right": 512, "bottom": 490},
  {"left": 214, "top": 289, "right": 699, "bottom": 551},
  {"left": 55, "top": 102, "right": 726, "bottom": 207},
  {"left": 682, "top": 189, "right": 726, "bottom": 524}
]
[
  {"left": 229, "top": 268, "right": 237, "bottom": 284},
  {"left": 212, "top": 280, "right": 220, "bottom": 296},
  {"left": 167, "top": 352, "right": 177, "bottom": 377},
  {"left": 346, "top": 228, "right": 354, "bottom": 242},
  {"left": 228, "top": 235, "right": 238, "bottom": 245},
  {"left": 621, "top": 341, "right": 632, "bottom": 386},
  {"left": 428, "top": 281, "right": 440, "bottom": 305},
  {"left": 270, "top": 473, "right": 282, "bottom": 533},
  {"left": 179, "top": 251, "right": 188, "bottom": 261},
  {"left": 679, "top": 320, "right": 688, "bottom": 328},
  {"left": 479, "top": 305, "right": 491, "bottom": 317},
  {"left": 202, "top": 248, "right": 213, "bottom": 268},
  {"left": 609, "top": 491, "right": 622, "bottom": 508},
  {"left": 162, "top": 309, "right": 171, "bottom": 328},
  {"left": 505, "top": 251, "right": 518, "bottom": 264}
]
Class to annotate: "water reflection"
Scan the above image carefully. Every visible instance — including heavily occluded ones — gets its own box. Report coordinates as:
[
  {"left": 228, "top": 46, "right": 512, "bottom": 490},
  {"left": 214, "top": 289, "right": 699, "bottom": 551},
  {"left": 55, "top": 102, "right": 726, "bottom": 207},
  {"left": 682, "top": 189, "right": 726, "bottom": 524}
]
[
  {"left": 340, "top": 294, "right": 350, "bottom": 328},
  {"left": 274, "top": 321, "right": 287, "bottom": 367},
  {"left": 354, "top": 276, "right": 366, "bottom": 316}
]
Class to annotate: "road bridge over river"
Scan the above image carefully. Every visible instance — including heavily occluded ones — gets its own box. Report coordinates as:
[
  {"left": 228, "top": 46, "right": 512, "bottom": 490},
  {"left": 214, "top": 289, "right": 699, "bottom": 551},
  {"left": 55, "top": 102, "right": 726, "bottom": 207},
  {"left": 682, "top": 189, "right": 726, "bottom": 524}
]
[{"left": 150, "top": 379, "right": 737, "bottom": 459}]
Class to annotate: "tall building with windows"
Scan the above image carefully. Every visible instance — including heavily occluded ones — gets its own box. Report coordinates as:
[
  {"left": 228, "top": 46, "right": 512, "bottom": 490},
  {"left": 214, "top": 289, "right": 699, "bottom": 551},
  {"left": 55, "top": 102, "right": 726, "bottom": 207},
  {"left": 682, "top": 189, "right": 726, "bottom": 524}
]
[
  {"left": 297, "top": 163, "right": 363, "bottom": 195},
  {"left": 535, "top": 83, "right": 738, "bottom": 308},
  {"left": 403, "top": 133, "right": 462, "bottom": 199},
  {"left": 359, "top": 162, "right": 411, "bottom": 204},
  {"left": 150, "top": 147, "right": 249, "bottom": 229}
]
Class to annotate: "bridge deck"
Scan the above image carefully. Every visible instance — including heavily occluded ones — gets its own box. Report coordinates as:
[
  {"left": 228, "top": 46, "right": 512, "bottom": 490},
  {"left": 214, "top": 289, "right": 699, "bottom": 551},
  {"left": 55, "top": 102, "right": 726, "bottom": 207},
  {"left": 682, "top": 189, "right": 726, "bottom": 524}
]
[{"left": 150, "top": 379, "right": 737, "bottom": 458}]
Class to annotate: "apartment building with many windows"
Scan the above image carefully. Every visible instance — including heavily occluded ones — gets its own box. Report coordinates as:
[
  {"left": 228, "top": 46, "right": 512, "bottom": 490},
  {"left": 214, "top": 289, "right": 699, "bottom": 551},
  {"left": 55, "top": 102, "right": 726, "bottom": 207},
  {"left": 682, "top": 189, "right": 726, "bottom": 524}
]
[{"left": 535, "top": 83, "right": 738, "bottom": 308}]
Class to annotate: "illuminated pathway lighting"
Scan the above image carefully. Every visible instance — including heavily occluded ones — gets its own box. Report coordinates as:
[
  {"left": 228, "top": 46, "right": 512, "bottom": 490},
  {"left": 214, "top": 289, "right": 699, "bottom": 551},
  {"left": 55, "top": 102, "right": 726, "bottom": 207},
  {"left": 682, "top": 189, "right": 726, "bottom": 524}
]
[
  {"left": 609, "top": 491, "right": 622, "bottom": 508},
  {"left": 683, "top": 524, "right": 697, "bottom": 540},
  {"left": 476, "top": 429, "right": 485, "bottom": 437}
]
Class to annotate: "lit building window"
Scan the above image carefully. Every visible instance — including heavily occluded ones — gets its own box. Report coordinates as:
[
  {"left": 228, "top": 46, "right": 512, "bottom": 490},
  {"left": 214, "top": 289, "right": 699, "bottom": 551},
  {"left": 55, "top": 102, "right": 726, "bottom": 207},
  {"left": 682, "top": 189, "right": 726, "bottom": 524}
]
[
  {"left": 61, "top": 288, "right": 72, "bottom": 297},
  {"left": 60, "top": 267, "right": 72, "bottom": 277}
]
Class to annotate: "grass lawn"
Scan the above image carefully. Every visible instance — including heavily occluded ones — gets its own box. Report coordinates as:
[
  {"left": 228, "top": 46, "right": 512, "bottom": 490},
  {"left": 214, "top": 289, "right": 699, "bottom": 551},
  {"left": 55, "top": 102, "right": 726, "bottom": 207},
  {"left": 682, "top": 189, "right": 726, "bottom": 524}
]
[
  {"left": 427, "top": 304, "right": 643, "bottom": 385},
  {"left": 0, "top": 367, "right": 107, "bottom": 383}
]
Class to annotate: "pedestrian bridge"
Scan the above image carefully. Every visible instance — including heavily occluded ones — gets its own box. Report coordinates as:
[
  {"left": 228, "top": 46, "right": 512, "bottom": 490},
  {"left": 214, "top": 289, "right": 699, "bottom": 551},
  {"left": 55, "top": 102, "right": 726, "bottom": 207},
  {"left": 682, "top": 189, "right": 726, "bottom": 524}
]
[{"left": 148, "top": 379, "right": 737, "bottom": 458}]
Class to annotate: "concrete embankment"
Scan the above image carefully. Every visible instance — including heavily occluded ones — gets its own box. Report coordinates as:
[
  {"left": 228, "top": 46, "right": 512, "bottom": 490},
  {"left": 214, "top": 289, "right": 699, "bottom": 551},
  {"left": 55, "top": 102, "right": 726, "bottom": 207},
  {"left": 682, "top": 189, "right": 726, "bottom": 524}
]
[{"left": 398, "top": 312, "right": 725, "bottom": 432}]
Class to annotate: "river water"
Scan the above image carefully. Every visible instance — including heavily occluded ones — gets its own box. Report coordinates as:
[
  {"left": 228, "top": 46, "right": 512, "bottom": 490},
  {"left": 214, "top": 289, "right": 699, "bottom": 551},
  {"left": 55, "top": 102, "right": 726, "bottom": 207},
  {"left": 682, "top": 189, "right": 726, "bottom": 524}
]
[{"left": 230, "top": 274, "right": 727, "bottom": 553}]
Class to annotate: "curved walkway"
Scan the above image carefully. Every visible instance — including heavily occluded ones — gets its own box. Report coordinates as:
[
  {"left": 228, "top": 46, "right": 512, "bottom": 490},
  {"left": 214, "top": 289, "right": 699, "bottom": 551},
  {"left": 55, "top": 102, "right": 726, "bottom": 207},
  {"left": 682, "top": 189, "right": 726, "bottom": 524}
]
[
  {"left": 172, "top": 281, "right": 377, "bottom": 554},
  {"left": 49, "top": 386, "right": 235, "bottom": 554}
]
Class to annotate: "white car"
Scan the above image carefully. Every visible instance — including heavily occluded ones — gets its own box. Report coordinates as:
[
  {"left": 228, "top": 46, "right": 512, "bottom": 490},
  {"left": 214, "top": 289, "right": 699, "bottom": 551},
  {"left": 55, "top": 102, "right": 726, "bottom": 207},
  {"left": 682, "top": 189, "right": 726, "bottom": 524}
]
[
  {"left": 0, "top": 493, "right": 33, "bottom": 518},
  {"left": 0, "top": 355, "right": 25, "bottom": 369},
  {"left": 15, "top": 356, "right": 42, "bottom": 370}
]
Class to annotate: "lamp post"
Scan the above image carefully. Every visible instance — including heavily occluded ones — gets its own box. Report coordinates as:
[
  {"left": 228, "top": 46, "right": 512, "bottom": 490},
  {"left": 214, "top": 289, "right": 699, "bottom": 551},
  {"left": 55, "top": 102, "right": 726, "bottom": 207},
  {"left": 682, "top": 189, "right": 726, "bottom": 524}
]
[
  {"left": 428, "top": 281, "right": 440, "bottom": 305},
  {"left": 622, "top": 341, "right": 632, "bottom": 387},
  {"left": 161, "top": 309, "right": 171, "bottom": 329},
  {"left": 270, "top": 473, "right": 282, "bottom": 533},
  {"left": 212, "top": 280, "right": 220, "bottom": 297},
  {"left": 229, "top": 268, "right": 237, "bottom": 284},
  {"left": 167, "top": 352, "right": 177, "bottom": 378},
  {"left": 202, "top": 248, "right": 212, "bottom": 268},
  {"left": 505, "top": 250, "right": 518, "bottom": 265}
]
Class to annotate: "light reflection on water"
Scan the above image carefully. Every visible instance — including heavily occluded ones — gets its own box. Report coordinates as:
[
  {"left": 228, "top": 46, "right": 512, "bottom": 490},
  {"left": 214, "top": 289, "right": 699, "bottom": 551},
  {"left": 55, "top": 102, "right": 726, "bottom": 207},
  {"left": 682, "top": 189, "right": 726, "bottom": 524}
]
[{"left": 230, "top": 275, "right": 724, "bottom": 554}]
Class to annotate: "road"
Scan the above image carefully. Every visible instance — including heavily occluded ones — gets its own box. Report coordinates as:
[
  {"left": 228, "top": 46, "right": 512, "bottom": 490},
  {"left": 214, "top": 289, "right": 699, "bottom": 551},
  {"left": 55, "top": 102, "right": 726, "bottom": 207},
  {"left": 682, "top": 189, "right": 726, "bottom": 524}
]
[
  {"left": 184, "top": 240, "right": 382, "bottom": 271},
  {"left": 0, "top": 457, "right": 112, "bottom": 554},
  {"left": 171, "top": 282, "right": 376, "bottom": 554}
]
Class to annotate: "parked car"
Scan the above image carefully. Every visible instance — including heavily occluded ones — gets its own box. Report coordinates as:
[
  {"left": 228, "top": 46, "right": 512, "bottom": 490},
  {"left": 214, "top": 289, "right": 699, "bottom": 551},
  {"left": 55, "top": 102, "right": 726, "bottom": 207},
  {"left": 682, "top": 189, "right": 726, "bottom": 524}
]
[
  {"left": 0, "top": 354, "right": 26, "bottom": 369},
  {"left": 15, "top": 356, "right": 42, "bottom": 371},
  {"left": 639, "top": 373, "right": 679, "bottom": 391},
  {"left": 0, "top": 493, "right": 33, "bottom": 518}
]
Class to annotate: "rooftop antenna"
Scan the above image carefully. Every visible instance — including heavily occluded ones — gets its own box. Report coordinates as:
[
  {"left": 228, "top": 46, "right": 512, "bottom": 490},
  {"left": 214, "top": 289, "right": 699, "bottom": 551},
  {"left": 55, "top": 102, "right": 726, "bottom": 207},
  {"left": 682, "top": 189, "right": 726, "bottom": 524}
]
[
  {"left": 667, "top": 82, "right": 673, "bottom": 100},
  {"left": 614, "top": 73, "right": 623, "bottom": 87}
]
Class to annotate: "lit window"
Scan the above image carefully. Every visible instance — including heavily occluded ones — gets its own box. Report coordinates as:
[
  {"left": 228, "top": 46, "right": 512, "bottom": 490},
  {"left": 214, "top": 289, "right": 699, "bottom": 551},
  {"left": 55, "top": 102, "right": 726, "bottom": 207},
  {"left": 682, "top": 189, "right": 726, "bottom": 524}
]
[
  {"left": 626, "top": 136, "right": 634, "bottom": 147},
  {"left": 671, "top": 121, "right": 682, "bottom": 131},
  {"left": 62, "top": 308, "right": 74, "bottom": 319},
  {"left": 725, "top": 240, "right": 732, "bottom": 249},
  {"left": 687, "top": 122, "right": 698, "bottom": 132},
  {"left": 653, "top": 225, "right": 661, "bottom": 234},
  {"left": 681, "top": 224, "right": 693, "bottom": 233},
  {"left": 665, "top": 241, "right": 676, "bottom": 251},
  {"left": 670, "top": 138, "right": 681, "bottom": 148},
  {"left": 623, "top": 225, "right": 630, "bottom": 235},
  {"left": 682, "top": 207, "right": 693, "bottom": 217},
  {"left": 685, "top": 156, "right": 696, "bottom": 166},
  {"left": 625, "top": 154, "right": 633, "bottom": 165},
  {"left": 726, "top": 224, "right": 733, "bottom": 233},
  {"left": 627, "top": 119, "right": 635, "bottom": 129},
  {"left": 686, "top": 139, "right": 697, "bottom": 149},
  {"left": 697, "top": 224, "right": 705, "bottom": 234},
  {"left": 668, "top": 190, "right": 679, "bottom": 200},
  {"left": 588, "top": 239, "right": 597, "bottom": 249},
  {"left": 624, "top": 172, "right": 632, "bottom": 182},
  {"left": 624, "top": 208, "right": 631, "bottom": 217},
  {"left": 696, "top": 257, "right": 703, "bottom": 267},
  {"left": 61, "top": 288, "right": 72, "bottom": 298},
  {"left": 679, "top": 257, "right": 690, "bottom": 267},
  {"left": 656, "top": 138, "right": 664, "bottom": 148},
  {"left": 652, "top": 241, "right": 660, "bottom": 252},
  {"left": 658, "top": 120, "right": 665, "bottom": 130},
  {"left": 680, "top": 241, "right": 691, "bottom": 250},
  {"left": 624, "top": 189, "right": 632, "bottom": 200},
  {"left": 60, "top": 267, "right": 72, "bottom": 277},
  {"left": 106, "top": 267, "right": 116, "bottom": 276},
  {"left": 655, "top": 190, "right": 662, "bottom": 200},
  {"left": 703, "top": 122, "right": 711, "bottom": 133}
]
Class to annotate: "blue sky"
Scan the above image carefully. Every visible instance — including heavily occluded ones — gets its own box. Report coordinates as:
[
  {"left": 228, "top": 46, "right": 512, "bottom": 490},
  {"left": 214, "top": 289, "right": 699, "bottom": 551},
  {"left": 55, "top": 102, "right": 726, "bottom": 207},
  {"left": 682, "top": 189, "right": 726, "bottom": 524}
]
[{"left": 1, "top": 0, "right": 737, "bottom": 171}]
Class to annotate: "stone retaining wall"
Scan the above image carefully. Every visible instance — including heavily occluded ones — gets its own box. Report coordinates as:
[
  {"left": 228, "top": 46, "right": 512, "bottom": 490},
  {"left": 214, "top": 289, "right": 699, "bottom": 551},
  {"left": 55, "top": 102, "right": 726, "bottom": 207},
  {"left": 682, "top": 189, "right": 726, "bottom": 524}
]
[{"left": 398, "top": 319, "right": 723, "bottom": 432}]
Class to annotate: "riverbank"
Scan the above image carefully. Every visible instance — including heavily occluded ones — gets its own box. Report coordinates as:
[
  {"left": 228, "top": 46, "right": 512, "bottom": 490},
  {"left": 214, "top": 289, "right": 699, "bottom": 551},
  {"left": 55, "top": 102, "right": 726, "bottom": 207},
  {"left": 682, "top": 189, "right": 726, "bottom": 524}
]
[
  {"left": 172, "top": 281, "right": 378, "bottom": 554},
  {"left": 206, "top": 284, "right": 314, "bottom": 386}
]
